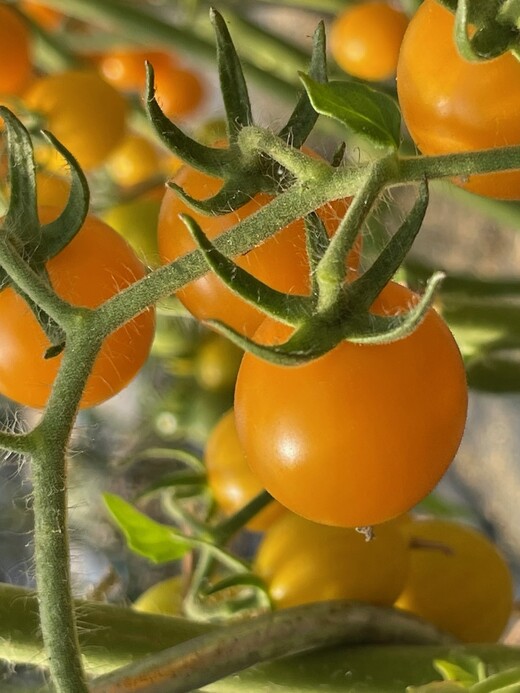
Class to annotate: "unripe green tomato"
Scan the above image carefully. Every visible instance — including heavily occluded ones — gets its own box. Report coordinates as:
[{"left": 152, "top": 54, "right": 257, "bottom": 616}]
[
  {"left": 102, "top": 197, "right": 161, "bottom": 268},
  {"left": 133, "top": 575, "right": 184, "bottom": 616},
  {"left": 194, "top": 334, "right": 243, "bottom": 392}
]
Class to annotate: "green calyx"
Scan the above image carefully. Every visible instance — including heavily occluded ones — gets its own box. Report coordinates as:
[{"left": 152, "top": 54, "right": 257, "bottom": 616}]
[
  {"left": 437, "top": 0, "right": 520, "bottom": 62},
  {"left": 0, "top": 107, "right": 90, "bottom": 352},
  {"left": 145, "top": 10, "right": 328, "bottom": 215}
]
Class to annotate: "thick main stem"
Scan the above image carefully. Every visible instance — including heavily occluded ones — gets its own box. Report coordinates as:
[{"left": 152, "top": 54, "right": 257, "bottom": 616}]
[{"left": 31, "top": 328, "right": 103, "bottom": 693}]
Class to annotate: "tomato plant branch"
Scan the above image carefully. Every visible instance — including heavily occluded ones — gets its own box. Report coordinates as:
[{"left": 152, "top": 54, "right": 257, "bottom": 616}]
[
  {"left": 27, "top": 331, "right": 104, "bottom": 693},
  {"left": 89, "top": 601, "right": 455, "bottom": 693},
  {"left": 398, "top": 145, "right": 520, "bottom": 183},
  {"left": 0, "top": 234, "right": 78, "bottom": 328}
]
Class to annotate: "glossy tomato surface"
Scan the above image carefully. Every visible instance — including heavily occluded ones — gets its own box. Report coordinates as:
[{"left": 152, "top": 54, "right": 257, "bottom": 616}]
[
  {"left": 330, "top": 1, "right": 408, "bottom": 82},
  {"left": 254, "top": 512, "right": 409, "bottom": 608},
  {"left": 0, "top": 210, "right": 155, "bottom": 409},
  {"left": 158, "top": 165, "right": 354, "bottom": 337},
  {"left": 234, "top": 281, "right": 468, "bottom": 528},
  {"left": 397, "top": 0, "right": 520, "bottom": 199}
]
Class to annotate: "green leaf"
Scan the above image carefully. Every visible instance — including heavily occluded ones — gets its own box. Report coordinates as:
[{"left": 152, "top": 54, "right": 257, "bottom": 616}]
[
  {"left": 103, "top": 493, "right": 192, "bottom": 563},
  {"left": 407, "top": 683, "right": 467, "bottom": 692},
  {"left": 435, "top": 656, "right": 486, "bottom": 687},
  {"left": 299, "top": 74, "right": 401, "bottom": 150}
]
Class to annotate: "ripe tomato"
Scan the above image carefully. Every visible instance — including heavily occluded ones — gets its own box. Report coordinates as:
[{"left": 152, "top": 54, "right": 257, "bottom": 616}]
[
  {"left": 254, "top": 512, "right": 409, "bottom": 608},
  {"left": 205, "top": 409, "right": 286, "bottom": 531},
  {"left": 0, "top": 6, "right": 32, "bottom": 95},
  {"left": 397, "top": 0, "right": 520, "bottom": 200},
  {"left": 98, "top": 48, "right": 178, "bottom": 92},
  {"left": 0, "top": 209, "right": 155, "bottom": 409},
  {"left": 24, "top": 70, "right": 127, "bottom": 170},
  {"left": 395, "top": 518, "right": 513, "bottom": 642},
  {"left": 158, "top": 165, "right": 355, "bottom": 337},
  {"left": 234, "top": 281, "right": 468, "bottom": 528},
  {"left": 152, "top": 64, "right": 205, "bottom": 120},
  {"left": 106, "top": 132, "right": 163, "bottom": 188},
  {"left": 330, "top": 1, "right": 408, "bottom": 82}
]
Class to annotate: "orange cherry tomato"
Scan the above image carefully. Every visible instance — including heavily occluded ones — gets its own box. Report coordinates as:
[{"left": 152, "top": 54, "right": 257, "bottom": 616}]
[
  {"left": 153, "top": 63, "right": 205, "bottom": 119},
  {"left": 330, "top": 1, "right": 408, "bottom": 82},
  {"left": 397, "top": 0, "right": 520, "bottom": 199},
  {"left": 396, "top": 518, "right": 513, "bottom": 642},
  {"left": 205, "top": 409, "right": 286, "bottom": 531},
  {"left": 98, "top": 48, "right": 178, "bottom": 92},
  {"left": 24, "top": 70, "right": 127, "bottom": 170},
  {"left": 158, "top": 164, "right": 355, "bottom": 337},
  {"left": 0, "top": 6, "right": 32, "bottom": 95},
  {"left": 254, "top": 512, "right": 410, "bottom": 608},
  {"left": 234, "top": 281, "right": 468, "bottom": 528},
  {"left": 0, "top": 210, "right": 155, "bottom": 409}
]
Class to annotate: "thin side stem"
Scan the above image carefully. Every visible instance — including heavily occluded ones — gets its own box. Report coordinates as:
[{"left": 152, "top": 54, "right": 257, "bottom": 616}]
[
  {"left": 399, "top": 145, "right": 520, "bottom": 183},
  {"left": 212, "top": 491, "right": 274, "bottom": 544}
]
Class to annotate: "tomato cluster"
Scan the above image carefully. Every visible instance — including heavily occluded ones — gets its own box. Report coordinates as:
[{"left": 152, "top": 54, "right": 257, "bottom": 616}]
[{"left": 254, "top": 512, "right": 513, "bottom": 643}]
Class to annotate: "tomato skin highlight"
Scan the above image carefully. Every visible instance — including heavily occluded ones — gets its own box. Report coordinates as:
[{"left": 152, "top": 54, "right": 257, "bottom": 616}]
[
  {"left": 330, "top": 1, "right": 408, "bottom": 82},
  {"left": 395, "top": 518, "right": 514, "bottom": 643},
  {"left": 254, "top": 512, "right": 410, "bottom": 608},
  {"left": 0, "top": 211, "right": 155, "bottom": 409},
  {"left": 158, "top": 165, "right": 354, "bottom": 337},
  {"left": 234, "top": 282, "right": 468, "bottom": 528},
  {"left": 397, "top": 0, "right": 520, "bottom": 200}
]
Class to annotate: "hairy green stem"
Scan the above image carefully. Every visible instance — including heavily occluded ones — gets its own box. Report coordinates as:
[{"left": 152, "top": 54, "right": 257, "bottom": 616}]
[
  {"left": 399, "top": 145, "right": 520, "bottom": 183},
  {"left": 0, "top": 236, "right": 77, "bottom": 327},
  {"left": 29, "top": 330, "right": 104, "bottom": 693}
]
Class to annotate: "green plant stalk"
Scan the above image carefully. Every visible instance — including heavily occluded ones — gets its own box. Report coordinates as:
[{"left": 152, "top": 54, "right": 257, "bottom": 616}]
[
  {"left": 81, "top": 141, "right": 520, "bottom": 338},
  {"left": 3, "top": 583, "right": 520, "bottom": 693},
  {"left": 29, "top": 335, "right": 103, "bottom": 693},
  {"left": 0, "top": 583, "right": 214, "bottom": 674},
  {"left": 89, "top": 601, "right": 455, "bottom": 693},
  {"left": 212, "top": 490, "right": 274, "bottom": 544}
]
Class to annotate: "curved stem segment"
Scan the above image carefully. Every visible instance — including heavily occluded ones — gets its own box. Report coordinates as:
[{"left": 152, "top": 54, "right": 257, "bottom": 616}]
[{"left": 90, "top": 601, "right": 454, "bottom": 693}]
